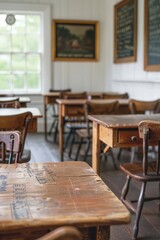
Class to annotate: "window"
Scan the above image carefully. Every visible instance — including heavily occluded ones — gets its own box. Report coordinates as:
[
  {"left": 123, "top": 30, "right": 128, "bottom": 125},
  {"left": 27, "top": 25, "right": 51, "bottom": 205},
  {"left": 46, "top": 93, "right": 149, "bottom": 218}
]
[{"left": 0, "top": 3, "right": 51, "bottom": 94}]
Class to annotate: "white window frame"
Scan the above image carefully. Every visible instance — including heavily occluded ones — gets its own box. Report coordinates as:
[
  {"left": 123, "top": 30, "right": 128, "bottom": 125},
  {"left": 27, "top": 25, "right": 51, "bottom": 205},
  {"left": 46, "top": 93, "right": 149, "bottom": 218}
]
[{"left": 0, "top": 2, "right": 51, "bottom": 94}]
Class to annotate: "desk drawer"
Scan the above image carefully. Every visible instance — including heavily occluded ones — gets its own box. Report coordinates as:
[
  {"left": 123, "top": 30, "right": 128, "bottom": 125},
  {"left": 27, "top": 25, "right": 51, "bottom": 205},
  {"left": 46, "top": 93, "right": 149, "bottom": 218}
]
[{"left": 118, "top": 129, "right": 142, "bottom": 144}]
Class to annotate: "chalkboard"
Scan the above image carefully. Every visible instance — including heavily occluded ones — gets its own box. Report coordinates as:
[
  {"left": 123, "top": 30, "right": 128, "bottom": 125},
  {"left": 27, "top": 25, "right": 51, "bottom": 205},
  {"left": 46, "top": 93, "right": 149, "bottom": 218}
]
[
  {"left": 114, "top": 0, "right": 137, "bottom": 63},
  {"left": 144, "top": 0, "right": 160, "bottom": 71}
]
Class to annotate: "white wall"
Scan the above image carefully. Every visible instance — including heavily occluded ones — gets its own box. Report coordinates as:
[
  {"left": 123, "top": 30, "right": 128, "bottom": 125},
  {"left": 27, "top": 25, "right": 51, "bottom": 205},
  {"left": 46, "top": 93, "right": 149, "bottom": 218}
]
[
  {"left": 1, "top": 0, "right": 160, "bottom": 132},
  {"left": 108, "top": 0, "right": 160, "bottom": 100}
]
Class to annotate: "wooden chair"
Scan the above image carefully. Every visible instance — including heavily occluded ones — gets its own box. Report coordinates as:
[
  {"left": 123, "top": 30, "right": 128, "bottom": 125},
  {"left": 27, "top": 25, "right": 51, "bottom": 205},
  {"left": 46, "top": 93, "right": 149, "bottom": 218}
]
[
  {"left": 49, "top": 89, "right": 71, "bottom": 143},
  {"left": 0, "top": 111, "right": 33, "bottom": 163},
  {"left": 120, "top": 120, "right": 160, "bottom": 240},
  {"left": 63, "top": 92, "right": 88, "bottom": 157},
  {"left": 102, "top": 92, "right": 129, "bottom": 99},
  {"left": 128, "top": 99, "right": 160, "bottom": 162},
  {"left": 75, "top": 101, "right": 119, "bottom": 167},
  {"left": 0, "top": 131, "right": 21, "bottom": 164},
  {"left": 0, "top": 98, "right": 20, "bottom": 108},
  {"left": 129, "top": 98, "right": 160, "bottom": 114},
  {"left": 36, "top": 226, "right": 81, "bottom": 240},
  {"left": 62, "top": 91, "right": 87, "bottom": 99}
]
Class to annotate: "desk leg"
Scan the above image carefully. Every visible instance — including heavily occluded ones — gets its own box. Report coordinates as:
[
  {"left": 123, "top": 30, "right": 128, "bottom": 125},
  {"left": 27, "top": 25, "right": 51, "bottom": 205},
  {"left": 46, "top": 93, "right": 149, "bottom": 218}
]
[
  {"left": 92, "top": 122, "right": 100, "bottom": 175},
  {"left": 59, "top": 104, "right": 64, "bottom": 161},
  {"left": 44, "top": 97, "right": 47, "bottom": 141}
]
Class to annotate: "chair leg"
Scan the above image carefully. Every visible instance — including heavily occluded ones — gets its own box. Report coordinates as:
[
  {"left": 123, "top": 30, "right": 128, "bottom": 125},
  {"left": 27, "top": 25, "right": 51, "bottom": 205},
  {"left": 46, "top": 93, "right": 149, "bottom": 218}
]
[
  {"left": 68, "top": 130, "right": 76, "bottom": 158},
  {"left": 74, "top": 137, "right": 83, "bottom": 161},
  {"left": 132, "top": 182, "right": 146, "bottom": 240},
  {"left": 64, "top": 130, "right": 72, "bottom": 150},
  {"left": 53, "top": 120, "right": 58, "bottom": 143},
  {"left": 83, "top": 140, "right": 91, "bottom": 161},
  {"left": 121, "top": 175, "right": 131, "bottom": 203},
  {"left": 117, "top": 148, "right": 122, "bottom": 161},
  {"left": 109, "top": 149, "right": 118, "bottom": 169}
]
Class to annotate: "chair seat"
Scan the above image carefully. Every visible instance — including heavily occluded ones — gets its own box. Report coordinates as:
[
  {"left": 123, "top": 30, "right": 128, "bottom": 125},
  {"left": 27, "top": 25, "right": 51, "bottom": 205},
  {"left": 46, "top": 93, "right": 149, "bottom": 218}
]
[
  {"left": 120, "top": 161, "right": 160, "bottom": 181},
  {"left": 76, "top": 129, "right": 90, "bottom": 138}
]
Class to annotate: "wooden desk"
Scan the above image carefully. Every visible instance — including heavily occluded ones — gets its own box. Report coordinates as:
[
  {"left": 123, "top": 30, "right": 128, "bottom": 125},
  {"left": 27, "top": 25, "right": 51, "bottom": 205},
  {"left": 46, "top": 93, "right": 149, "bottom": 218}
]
[
  {"left": 0, "top": 161, "right": 131, "bottom": 240},
  {"left": 88, "top": 114, "right": 160, "bottom": 175},
  {"left": 57, "top": 99, "right": 129, "bottom": 161},
  {"left": 43, "top": 92, "right": 128, "bottom": 141},
  {"left": 43, "top": 92, "right": 62, "bottom": 140},
  {"left": 0, "top": 96, "right": 31, "bottom": 107},
  {"left": 0, "top": 108, "right": 42, "bottom": 132}
]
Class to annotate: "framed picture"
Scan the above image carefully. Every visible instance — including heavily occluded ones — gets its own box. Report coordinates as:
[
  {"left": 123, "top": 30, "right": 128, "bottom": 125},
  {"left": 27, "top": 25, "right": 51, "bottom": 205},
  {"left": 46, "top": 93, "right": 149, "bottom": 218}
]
[
  {"left": 144, "top": 0, "right": 160, "bottom": 71},
  {"left": 52, "top": 20, "right": 99, "bottom": 61},
  {"left": 114, "top": 0, "right": 137, "bottom": 63}
]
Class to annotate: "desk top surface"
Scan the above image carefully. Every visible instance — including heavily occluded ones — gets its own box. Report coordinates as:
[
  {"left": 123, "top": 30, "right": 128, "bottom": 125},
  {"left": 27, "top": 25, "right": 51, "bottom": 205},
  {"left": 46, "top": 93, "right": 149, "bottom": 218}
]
[
  {"left": 0, "top": 97, "right": 30, "bottom": 103},
  {"left": 56, "top": 99, "right": 129, "bottom": 105},
  {"left": 0, "top": 107, "right": 42, "bottom": 118},
  {"left": 88, "top": 114, "right": 160, "bottom": 129},
  {"left": 0, "top": 161, "right": 130, "bottom": 230}
]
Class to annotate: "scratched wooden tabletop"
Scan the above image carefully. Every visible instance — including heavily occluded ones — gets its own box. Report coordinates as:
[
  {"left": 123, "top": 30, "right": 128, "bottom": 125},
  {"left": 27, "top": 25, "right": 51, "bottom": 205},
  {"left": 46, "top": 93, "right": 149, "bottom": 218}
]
[{"left": 0, "top": 161, "right": 130, "bottom": 239}]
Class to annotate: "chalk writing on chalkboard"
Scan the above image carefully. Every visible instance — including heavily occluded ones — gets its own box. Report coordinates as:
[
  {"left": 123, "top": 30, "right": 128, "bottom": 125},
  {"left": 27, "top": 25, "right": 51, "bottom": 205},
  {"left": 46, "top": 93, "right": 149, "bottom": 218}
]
[
  {"left": 114, "top": 0, "right": 137, "bottom": 63},
  {"left": 144, "top": 0, "right": 160, "bottom": 71}
]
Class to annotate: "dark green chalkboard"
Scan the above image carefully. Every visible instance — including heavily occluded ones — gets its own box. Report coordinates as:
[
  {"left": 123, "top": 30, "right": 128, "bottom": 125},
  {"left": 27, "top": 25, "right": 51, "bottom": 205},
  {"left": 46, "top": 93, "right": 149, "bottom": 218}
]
[
  {"left": 144, "top": 0, "right": 160, "bottom": 71},
  {"left": 114, "top": 0, "right": 137, "bottom": 63}
]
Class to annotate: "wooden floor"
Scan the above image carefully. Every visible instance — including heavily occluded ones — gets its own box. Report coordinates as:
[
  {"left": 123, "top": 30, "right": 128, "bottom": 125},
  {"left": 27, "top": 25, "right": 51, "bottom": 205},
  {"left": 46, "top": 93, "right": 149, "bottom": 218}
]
[{"left": 26, "top": 133, "right": 160, "bottom": 240}]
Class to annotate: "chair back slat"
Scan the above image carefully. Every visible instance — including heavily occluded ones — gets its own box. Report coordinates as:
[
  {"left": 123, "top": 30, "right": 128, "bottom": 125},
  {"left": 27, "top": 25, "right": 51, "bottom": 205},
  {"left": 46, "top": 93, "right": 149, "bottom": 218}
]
[
  {"left": 0, "top": 131, "right": 21, "bottom": 164},
  {"left": 129, "top": 99, "right": 160, "bottom": 114},
  {"left": 0, "top": 112, "right": 32, "bottom": 159},
  {"left": 0, "top": 98, "right": 20, "bottom": 108},
  {"left": 102, "top": 92, "right": 129, "bottom": 99},
  {"left": 138, "top": 120, "right": 160, "bottom": 176}
]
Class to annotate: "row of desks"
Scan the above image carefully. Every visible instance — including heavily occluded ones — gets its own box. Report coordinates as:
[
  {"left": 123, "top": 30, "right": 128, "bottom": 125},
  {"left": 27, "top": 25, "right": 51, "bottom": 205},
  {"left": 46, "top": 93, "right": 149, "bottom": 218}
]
[{"left": 56, "top": 98, "right": 130, "bottom": 162}]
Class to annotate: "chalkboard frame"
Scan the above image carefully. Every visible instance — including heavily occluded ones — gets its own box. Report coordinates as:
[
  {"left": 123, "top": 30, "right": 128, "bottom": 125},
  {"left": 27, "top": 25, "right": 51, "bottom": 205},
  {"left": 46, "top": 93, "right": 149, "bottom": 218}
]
[
  {"left": 144, "top": 0, "right": 160, "bottom": 71},
  {"left": 114, "top": 0, "right": 137, "bottom": 63}
]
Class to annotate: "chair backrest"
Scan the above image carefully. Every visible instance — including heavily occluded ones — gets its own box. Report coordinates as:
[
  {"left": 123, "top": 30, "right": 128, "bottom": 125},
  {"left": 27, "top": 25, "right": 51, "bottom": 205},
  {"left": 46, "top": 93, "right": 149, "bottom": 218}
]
[
  {"left": 0, "top": 112, "right": 33, "bottom": 159},
  {"left": 0, "top": 98, "right": 20, "bottom": 108},
  {"left": 36, "top": 226, "right": 81, "bottom": 240},
  {"left": 102, "top": 92, "right": 129, "bottom": 99},
  {"left": 0, "top": 131, "right": 21, "bottom": 164},
  {"left": 85, "top": 101, "right": 119, "bottom": 136},
  {"left": 129, "top": 99, "right": 160, "bottom": 114},
  {"left": 86, "top": 100, "right": 119, "bottom": 115},
  {"left": 138, "top": 120, "right": 160, "bottom": 176},
  {"left": 62, "top": 91, "right": 87, "bottom": 99}
]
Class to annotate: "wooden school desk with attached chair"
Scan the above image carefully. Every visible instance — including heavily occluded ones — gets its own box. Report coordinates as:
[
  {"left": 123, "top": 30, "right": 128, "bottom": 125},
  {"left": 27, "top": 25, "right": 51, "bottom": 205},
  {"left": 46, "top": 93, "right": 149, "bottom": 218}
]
[
  {"left": 88, "top": 113, "right": 160, "bottom": 175},
  {"left": 0, "top": 161, "right": 131, "bottom": 240},
  {"left": 57, "top": 99, "right": 130, "bottom": 161}
]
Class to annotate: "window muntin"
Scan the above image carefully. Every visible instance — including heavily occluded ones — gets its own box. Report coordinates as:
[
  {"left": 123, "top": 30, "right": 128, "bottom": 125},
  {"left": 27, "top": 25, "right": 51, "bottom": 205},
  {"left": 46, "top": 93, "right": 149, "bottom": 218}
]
[{"left": 0, "top": 13, "right": 42, "bottom": 93}]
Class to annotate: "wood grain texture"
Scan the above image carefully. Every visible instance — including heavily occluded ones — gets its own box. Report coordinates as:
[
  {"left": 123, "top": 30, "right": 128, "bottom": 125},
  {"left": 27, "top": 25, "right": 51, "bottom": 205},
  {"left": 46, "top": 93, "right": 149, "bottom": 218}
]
[{"left": 0, "top": 161, "right": 130, "bottom": 239}]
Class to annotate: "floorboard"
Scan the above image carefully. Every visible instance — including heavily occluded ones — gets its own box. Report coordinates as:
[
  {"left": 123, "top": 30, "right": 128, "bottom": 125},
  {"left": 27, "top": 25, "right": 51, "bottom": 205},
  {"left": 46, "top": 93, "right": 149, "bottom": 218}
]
[{"left": 26, "top": 133, "right": 160, "bottom": 240}]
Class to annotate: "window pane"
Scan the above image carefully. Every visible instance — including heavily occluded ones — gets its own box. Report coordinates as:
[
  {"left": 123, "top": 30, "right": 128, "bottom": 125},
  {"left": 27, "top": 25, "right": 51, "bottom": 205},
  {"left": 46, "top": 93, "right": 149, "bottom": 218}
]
[
  {"left": 0, "top": 35, "right": 10, "bottom": 52},
  {"left": 27, "top": 54, "right": 40, "bottom": 72},
  {"left": 0, "top": 14, "right": 11, "bottom": 33},
  {"left": 26, "top": 15, "right": 40, "bottom": 34},
  {"left": 12, "top": 74, "right": 25, "bottom": 89},
  {"left": 27, "top": 74, "right": 40, "bottom": 89},
  {"left": 12, "top": 15, "right": 25, "bottom": 34},
  {"left": 0, "top": 54, "right": 10, "bottom": 72},
  {"left": 12, "top": 54, "right": 25, "bottom": 72},
  {"left": 26, "top": 35, "right": 39, "bottom": 52},
  {"left": 12, "top": 34, "right": 25, "bottom": 52},
  {"left": 0, "top": 75, "right": 11, "bottom": 89}
]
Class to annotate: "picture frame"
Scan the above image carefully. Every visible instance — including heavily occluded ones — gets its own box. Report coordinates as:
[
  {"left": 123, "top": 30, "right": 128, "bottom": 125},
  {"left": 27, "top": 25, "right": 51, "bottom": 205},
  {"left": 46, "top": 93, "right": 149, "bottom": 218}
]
[
  {"left": 114, "top": 0, "right": 137, "bottom": 63},
  {"left": 144, "top": 0, "right": 160, "bottom": 71},
  {"left": 52, "top": 19, "right": 99, "bottom": 61}
]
